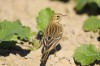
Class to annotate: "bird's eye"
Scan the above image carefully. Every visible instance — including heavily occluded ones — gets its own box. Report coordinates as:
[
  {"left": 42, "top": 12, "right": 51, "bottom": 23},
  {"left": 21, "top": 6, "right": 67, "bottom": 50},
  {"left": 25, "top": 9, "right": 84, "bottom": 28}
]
[
  {"left": 56, "top": 15, "right": 60, "bottom": 19},
  {"left": 57, "top": 15, "right": 60, "bottom": 18}
]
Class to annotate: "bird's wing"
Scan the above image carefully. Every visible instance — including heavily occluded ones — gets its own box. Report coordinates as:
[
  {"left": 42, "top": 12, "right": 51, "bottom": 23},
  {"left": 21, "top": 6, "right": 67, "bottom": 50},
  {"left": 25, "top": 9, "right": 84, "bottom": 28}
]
[
  {"left": 41, "top": 23, "right": 63, "bottom": 50},
  {"left": 41, "top": 35, "right": 62, "bottom": 50}
]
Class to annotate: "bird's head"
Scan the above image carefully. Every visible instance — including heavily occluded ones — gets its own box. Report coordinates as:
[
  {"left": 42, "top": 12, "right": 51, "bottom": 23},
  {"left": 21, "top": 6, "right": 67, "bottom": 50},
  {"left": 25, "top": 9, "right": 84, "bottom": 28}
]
[{"left": 51, "top": 13, "right": 66, "bottom": 23}]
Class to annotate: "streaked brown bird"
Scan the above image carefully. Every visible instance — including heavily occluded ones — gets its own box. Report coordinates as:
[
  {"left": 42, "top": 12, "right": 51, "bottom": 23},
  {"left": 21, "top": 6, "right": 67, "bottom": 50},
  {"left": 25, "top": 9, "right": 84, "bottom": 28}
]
[{"left": 41, "top": 13, "right": 66, "bottom": 62}]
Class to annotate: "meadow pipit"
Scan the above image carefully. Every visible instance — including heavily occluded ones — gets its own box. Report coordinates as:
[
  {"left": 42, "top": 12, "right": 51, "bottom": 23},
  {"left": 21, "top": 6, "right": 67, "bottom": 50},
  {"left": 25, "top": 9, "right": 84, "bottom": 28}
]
[{"left": 41, "top": 13, "right": 66, "bottom": 62}]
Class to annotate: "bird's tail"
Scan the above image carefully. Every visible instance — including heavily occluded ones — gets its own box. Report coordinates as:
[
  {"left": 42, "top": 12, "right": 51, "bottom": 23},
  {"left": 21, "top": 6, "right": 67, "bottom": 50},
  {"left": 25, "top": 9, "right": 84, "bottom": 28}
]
[{"left": 41, "top": 50, "right": 49, "bottom": 62}]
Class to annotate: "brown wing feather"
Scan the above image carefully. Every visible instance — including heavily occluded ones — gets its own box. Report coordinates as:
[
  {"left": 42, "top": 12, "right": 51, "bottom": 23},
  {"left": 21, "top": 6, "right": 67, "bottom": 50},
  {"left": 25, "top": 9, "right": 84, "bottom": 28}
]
[{"left": 41, "top": 23, "right": 63, "bottom": 50}]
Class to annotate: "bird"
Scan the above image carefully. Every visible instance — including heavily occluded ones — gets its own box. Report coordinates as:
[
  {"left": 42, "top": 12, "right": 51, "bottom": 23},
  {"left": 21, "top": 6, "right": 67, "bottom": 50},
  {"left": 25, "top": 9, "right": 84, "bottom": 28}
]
[{"left": 41, "top": 13, "right": 66, "bottom": 62}]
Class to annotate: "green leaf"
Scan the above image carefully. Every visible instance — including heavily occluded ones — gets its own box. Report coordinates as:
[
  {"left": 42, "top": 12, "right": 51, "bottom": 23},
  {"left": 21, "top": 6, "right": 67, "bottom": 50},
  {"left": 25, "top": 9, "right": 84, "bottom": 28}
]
[
  {"left": 36, "top": 7, "right": 54, "bottom": 32},
  {"left": 75, "top": 0, "right": 100, "bottom": 11},
  {"left": 10, "top": 35, "right": 18, "bottom": 40},
  {"left": 83, "top": 16, "right": 100, "bottom": 32},
  {"left": 94, "top": 0, "right": 100, "bottom": 7},
  {"left": 17, "top": 26, "right": 35, "bottom": 40},
  {"left": 74, "top": 44, "right": 100, "bottom": 66},
  {"left": 97, "top": 51, "right": 100, "bottom": 60},
  {"left": 33, "top": 39, "right": 40, "bottom": 50},
  {"left": 75, "top": 0, "right": 88, "bottom": 11},
  {"left": 0, "top": 20, "right": 21, "bottom": 41},
  {"left": 0, "top": 20, "right": 35, "bottom": 48},
  {"left": 0, "top": 20, "right": 34, "bottom": 41},
  {"left": 28, "top": 39, "right": 40, "bottom": 51}
]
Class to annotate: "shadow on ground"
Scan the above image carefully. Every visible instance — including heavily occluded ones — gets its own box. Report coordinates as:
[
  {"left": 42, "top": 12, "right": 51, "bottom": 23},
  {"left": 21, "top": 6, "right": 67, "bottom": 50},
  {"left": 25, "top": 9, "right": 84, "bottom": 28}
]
[
  {"left": 0, "top": 41, "right": 30, "bottom": 57},
  {"left": 90, "top": 60, "right": 100, "bottom": 66},
  {"left": 97, "top": 36, "right": 100, "bottom": 42}
]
